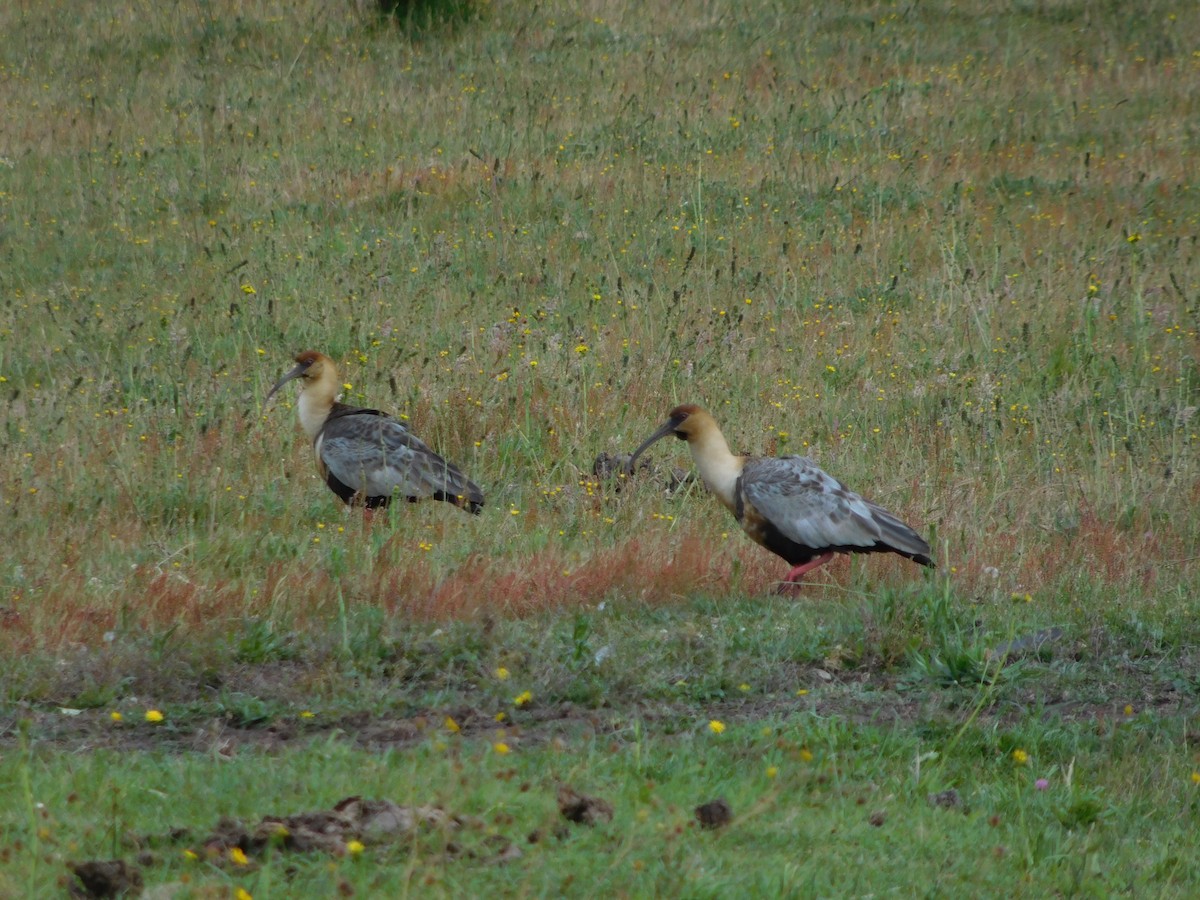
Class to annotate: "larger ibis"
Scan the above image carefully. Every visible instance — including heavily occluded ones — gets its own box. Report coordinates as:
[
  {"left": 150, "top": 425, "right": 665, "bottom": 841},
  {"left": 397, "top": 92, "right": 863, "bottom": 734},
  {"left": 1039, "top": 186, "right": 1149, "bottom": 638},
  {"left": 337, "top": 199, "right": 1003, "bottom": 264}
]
[
  {"left": 267, "top": 351, "right": 484, "bottom": 513},
  {"left": 627, "top": 404, "right": 932, "bottom": 587}
]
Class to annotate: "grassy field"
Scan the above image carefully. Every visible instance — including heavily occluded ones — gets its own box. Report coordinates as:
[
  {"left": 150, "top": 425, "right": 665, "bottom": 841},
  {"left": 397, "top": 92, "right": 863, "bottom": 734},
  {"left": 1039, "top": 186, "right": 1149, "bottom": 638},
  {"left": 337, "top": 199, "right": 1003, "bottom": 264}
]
[{"left": 2, "top": 0, "right": 1200, "bottom": 895}]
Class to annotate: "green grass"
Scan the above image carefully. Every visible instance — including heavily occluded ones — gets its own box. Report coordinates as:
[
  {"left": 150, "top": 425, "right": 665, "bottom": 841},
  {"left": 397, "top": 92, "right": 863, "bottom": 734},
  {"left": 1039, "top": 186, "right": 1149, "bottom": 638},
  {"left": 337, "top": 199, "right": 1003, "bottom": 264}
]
[
  {"left": 6, "top": 711, "right": 1200, "bottom": 897},
  {"left": 2, "top": 0, "right": 1200, "bottom": 894}
]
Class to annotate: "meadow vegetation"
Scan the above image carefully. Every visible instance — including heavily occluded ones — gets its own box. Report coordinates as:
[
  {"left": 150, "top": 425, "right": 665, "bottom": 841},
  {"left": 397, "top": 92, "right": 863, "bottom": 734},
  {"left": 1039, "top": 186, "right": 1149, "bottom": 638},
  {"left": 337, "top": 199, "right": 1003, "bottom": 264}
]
[{"left": 1, "top": 0, "right": 1199, "bottom": 895}]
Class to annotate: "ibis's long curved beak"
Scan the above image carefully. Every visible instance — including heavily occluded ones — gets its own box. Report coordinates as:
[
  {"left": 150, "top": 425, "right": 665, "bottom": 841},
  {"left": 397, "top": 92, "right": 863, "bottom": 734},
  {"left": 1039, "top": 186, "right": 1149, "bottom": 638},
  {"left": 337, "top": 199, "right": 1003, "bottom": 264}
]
[
  {"left": 625, "top": 416, "right": 683, "bottom": 476},
  {"left": 266, "top": 363, "right": 308, "bottom": 402}
]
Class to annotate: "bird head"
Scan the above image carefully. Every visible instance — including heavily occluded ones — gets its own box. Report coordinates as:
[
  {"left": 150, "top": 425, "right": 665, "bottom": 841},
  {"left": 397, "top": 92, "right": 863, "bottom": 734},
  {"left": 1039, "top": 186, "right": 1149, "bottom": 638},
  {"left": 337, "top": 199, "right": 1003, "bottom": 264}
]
[
  {"left": 625, "top": 404, "right": 708, "bottom": 474},
  {"left": 266, "top": 350, "right": 333, "bottom": 401}
]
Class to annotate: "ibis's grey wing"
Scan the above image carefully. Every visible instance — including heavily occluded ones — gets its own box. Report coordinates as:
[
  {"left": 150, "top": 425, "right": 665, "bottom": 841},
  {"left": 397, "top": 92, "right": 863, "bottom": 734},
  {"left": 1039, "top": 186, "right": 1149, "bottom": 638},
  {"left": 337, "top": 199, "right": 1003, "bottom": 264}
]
[
  {"left": 741, "top": 456, "right": 929, "bottom": 559},
  {"left": 319, "top": 413, "right": 481, "bottom": 504}
]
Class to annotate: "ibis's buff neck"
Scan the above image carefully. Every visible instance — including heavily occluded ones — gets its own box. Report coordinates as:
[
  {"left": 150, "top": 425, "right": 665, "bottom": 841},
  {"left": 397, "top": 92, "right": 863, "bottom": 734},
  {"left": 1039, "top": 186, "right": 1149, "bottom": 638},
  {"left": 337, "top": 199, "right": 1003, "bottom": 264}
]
[
  {"left": 686, "top": 416, "right": 743, "bottom": 511},
  {"left": 296, "top": 366, "right": 339, "bottom": 442}
]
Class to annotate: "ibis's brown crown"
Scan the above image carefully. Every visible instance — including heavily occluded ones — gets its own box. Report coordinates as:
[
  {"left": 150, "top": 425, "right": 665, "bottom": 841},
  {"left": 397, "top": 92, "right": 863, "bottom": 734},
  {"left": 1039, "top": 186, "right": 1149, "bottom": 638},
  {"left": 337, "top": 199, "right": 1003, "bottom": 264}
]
[
  {"left": 663, "top": 404, "right": 714, "bottom": 440},
  {"left": 293, "top": 349, "right": 331, "bottom": 377}
]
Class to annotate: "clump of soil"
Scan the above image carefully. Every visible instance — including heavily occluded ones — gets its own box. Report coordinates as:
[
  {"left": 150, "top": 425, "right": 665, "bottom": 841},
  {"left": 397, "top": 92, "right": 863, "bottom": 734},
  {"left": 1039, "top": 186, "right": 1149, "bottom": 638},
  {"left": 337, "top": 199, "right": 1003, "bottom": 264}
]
[
  {"left": 592, "top": 451, "right": 691, "bottom": 492},
  {"left": 927, "top": 788, "right": 963, "bottom": 809},
  {"left": 695, "top": 798, "right": 733, "bottom": 829},
  {"left": 202, "top": 796, "right": 460, "bottom": 859},
  {"left": 557, "top": 785, "right": 614, "bottom": 826},
  {"left": 67, "top": 859, "right": 143, "bottom": 898}
]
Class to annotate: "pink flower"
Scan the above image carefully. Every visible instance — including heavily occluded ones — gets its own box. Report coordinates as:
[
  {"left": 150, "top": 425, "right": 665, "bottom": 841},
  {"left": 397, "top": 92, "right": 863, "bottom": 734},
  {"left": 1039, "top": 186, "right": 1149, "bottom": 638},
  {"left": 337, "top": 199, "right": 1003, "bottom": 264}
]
[{"left": 1035, "top": 778, "right": 1049, "bottom": 791}]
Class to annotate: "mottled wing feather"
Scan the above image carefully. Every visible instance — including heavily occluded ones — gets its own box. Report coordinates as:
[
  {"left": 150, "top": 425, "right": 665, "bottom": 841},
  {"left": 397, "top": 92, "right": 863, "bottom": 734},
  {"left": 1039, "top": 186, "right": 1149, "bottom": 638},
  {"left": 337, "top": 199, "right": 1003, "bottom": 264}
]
[
  {"left": 741, "top": 456, "right": 929, "bottom": 559},
  {"left": 318, "top": 411, "right": 482, "bottom": 505}
]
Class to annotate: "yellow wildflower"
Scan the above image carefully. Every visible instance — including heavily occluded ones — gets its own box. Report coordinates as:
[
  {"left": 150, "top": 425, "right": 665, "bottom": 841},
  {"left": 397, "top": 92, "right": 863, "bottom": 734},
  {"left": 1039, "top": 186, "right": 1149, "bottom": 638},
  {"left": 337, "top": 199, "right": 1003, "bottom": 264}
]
[
  {"left": 145, "top": 709, "right": 163, "bottom": 723},
  {"left": 708, "top": 720, "right": 726, "bottom": 735}
]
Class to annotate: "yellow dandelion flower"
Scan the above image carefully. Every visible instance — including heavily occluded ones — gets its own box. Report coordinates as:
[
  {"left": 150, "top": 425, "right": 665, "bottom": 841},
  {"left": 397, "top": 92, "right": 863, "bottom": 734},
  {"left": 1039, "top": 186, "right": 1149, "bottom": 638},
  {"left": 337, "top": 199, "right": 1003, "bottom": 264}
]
[
  {"left": 346, "top": 839, "right": 365, "bottom": 855},
  {"left": 708, "top": 720, "right": 726, "bottom": 734},
  {"left": 229, "top": 846, "right": 249, "bottom": 866},
  {"left": 182, "top": 849, "right": 199, "bottom": 861},
  {"left": 738, "top": 683, "right": 750, "bottom": 693},
  {"left": 493, "top": 741, "right": 510, "bottom": 754},
  {"left": 241, "top": 284, "right": 256, "bottom": 294},
  {"left": 1191, "top": 772, "right": 1200, "bottom": 785},
  {"left": 1012, "top": 749, "right": 1029, "bottom": 765},
  {"left": 299, "top": 710, "right": 315, "bottom": 719},
  {"left": 109, "top": 711, "right": 123, "bottom": 723},
  {"left": 796, "top": 688, "right": 809, "bottom": 696},
  {"left": 514, "top": 690, "right": 533, "bottom": 707},
  {"left": 766, "top": 766, "right": 778, "bottom": 779},
  {"left": 1124, "top": 704, "right": 1134, "bottom": 716},
  {"left": 496, "top": 667, "right": 510, "bottom": 680},
  {"left": 236, "top": 890, "right": 253, "bottom": 900},
  {"left": 799, "top": 748, "right": 813, "bottom": 762},
  {"left": 444, "top": 716, "right": 460, "bottom": 733},
  {"left": 145, "top": 709, "right": 163, "bottom": 723}
]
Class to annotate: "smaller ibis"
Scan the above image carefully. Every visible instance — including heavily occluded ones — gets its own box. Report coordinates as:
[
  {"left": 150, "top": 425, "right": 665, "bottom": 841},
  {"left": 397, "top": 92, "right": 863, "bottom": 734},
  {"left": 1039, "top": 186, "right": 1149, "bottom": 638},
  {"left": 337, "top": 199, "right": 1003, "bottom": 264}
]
[
  {"left": 627, "top": 404, "right": 932, "bottom": 587},
  {"left": 267, "top": 350, "right": 484, "bottom": 514}
]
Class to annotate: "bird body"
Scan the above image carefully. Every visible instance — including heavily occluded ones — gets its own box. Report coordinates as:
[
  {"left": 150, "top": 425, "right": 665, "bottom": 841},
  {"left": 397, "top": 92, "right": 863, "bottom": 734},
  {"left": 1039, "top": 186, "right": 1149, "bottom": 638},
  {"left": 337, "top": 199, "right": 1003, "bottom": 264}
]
[
  {"left": 628, "top": 405, "right": 931, "bottom": 586},
  {"left": 268, "top": 351, "right": 484, "bottom": 513}
]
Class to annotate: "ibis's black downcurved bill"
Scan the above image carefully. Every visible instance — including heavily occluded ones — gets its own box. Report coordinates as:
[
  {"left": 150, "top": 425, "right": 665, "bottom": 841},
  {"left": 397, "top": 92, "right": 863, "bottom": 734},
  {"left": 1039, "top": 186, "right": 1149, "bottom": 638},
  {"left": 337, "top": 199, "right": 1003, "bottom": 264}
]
[
  {"left": 266, "top": 362, "right": 309, "bottom": 402},
  {"left": 624, "top": 418, "right": 681, "bottom": 476}
]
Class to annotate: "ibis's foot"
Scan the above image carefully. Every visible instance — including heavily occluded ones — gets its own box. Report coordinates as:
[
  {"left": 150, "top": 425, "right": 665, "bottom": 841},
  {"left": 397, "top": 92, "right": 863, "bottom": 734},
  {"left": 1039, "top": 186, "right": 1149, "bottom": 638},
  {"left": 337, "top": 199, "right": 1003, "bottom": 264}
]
[
  {"left": 774, "top": 580, "right": 805, "bottom": 596},
  {"left": 775, "top": 553, "right": 835, "bottom": 593}
]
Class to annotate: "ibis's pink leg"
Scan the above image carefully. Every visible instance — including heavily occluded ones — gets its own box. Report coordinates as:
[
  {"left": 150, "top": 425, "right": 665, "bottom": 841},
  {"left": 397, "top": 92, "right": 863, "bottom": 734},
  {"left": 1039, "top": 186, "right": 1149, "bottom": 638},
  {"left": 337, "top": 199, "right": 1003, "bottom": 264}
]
[{"left": 775, "top": 552, "right": 835, "bottom": 593}]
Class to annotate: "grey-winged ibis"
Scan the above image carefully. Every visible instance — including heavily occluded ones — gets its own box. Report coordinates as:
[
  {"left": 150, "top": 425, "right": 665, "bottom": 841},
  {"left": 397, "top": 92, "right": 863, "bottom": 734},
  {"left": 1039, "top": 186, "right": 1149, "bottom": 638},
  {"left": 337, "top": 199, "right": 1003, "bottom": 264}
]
[
  {"left": 267, "top": 351, "right": 484, "bottom": 513},
  {"left": 627, "top": 404, "right": 932, "bottom": 587}
]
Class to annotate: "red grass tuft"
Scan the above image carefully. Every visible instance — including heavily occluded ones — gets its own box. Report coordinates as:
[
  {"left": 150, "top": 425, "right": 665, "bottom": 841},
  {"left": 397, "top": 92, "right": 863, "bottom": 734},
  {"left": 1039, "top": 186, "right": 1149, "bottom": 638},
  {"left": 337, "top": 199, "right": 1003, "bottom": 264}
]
[{"left": 366, "top": 526, "right": 737, "bottom": 621}]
